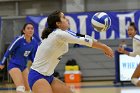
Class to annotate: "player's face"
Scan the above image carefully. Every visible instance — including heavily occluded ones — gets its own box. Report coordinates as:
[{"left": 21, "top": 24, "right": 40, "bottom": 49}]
[
  {"left": 57, "top": 12, "right": 70, "bottom": 30},
  {"left": 23, "top": 24, "right": 34, "bottom": 37},
  {"left": 127, "top": 26, "right": 136, "bottom": 38}
]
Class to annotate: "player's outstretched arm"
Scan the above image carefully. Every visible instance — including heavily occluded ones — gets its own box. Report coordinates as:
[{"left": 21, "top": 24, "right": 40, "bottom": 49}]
[{"left": 92, "top": 41, "right": 114, "bottom": 58}]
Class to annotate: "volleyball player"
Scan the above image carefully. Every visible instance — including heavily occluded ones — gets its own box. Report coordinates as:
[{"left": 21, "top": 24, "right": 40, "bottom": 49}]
[
  {"left": 118, "top": 22, "right": 140, "bottom": 86},
  {"left": 28, "top": 10, "right": 114, "bottom": 93},
  {"left": 0, "top": 23, "right": 38, "bottom": 93}
]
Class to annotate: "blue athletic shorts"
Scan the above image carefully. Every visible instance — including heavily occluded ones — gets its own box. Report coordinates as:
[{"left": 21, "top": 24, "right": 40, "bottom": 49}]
[
  {"left": 7, "top": 63, "right": 27, "bottom": 72},
  {"left": 28, "top": 69, "right": 54, "bottom": 90}
]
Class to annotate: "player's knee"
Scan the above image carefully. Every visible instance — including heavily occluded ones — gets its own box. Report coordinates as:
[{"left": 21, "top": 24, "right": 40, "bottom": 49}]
[
  {"left": 16, "top": 86, "right": 25, "bottom": 92},
  {"left": 131, "top": 74, "right": 137, "bottom": 79},
  {"left": 25, "top": 90, "right": 31, "bottom": 93},
  {"left": 131, "top": 78, "right": 139, "bottom": 86},
  {"left": 131, "top": 76, "right": 135, "bottom": 79},
  {"left": 25, "top": 90, "right": 32, "bottom": 93}
]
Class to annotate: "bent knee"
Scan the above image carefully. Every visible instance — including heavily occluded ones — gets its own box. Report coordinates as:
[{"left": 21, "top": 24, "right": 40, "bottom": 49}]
[{"left": 25, "top": 86, "right": 30, "bottom": 91}]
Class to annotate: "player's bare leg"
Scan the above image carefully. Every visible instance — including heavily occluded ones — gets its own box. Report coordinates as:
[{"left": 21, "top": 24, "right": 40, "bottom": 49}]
[
  {"left": 51, "top": 78, "right": 73, "bottom": 93},
  {"left": 9, "top": 68, "right": 25, "bottom": 93},
  {"left": 22, "top": 68, "right": 30, "bottom": 92},
  {"left": 32, "top": 79, "right": 53, "bottom": 93},
  {"left": 131, "top": 64, "right": 140, "bottom": 86}
]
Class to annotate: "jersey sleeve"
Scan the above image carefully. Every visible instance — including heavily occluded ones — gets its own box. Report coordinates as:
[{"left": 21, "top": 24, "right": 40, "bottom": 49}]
[
  {"left": 129, "top": 35, "right": 140, "bottom": 57},
  {"left": 129, "top": 49, "right": 140, "bottom": 57},
  {"left": 1, "top": 37, "right": 20, "bottom": 65},
  {"left": 57, "top": 30, "right": 97, "bottom": 47}
]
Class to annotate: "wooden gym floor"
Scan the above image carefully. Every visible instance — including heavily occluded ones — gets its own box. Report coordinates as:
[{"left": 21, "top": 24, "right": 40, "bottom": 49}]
[{"left": 0, "top": 81, "right": 139, "bottom": 93}]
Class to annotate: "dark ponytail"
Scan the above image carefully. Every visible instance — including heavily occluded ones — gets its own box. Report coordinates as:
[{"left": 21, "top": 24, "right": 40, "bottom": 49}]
[
  {"left": 41, "top": 10, "right": 62, "bottom": 39},
  {"left": 41, "top": 28, "right": 53, "bottom": 39},
  {"left": 130, "top": 22, "right": 137, "bottom": 31},
  {"left": 21, "top": 30, "right": 24, "bottom": 35}
]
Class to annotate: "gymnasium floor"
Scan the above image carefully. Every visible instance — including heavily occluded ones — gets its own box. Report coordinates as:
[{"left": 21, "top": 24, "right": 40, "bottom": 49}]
[{"left": 0, "top": 81, "right": 139, "bottom": 93}]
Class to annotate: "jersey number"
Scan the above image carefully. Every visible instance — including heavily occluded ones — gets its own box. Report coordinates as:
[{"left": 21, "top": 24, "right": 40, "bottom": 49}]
[{"left": 24, "top": 51, "right": 31, "bottom": 57}]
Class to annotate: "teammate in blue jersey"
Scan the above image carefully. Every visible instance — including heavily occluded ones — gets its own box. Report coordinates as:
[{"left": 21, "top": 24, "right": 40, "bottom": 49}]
[
  {"left": 28, "top": 10, "right": 114, "bottom": 93},
  {"left": 118, "top": 22, "right": 140, "bottom": 86},
  {"left": 0, "top": 23, "right": 38, "bottom": 93}
]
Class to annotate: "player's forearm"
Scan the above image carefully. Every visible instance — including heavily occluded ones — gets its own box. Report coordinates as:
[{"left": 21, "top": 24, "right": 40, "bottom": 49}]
[
  {"left": 92, "top": 41, "right": 108, "bottom": 51},
  {"left": 123, "top": 50, "right": 129, "bottom": 55},
  {"left": 27, "top": 61, "right": 32, "bottom": 70}
]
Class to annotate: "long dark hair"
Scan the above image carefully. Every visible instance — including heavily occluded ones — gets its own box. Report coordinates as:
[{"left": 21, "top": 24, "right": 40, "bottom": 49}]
[
  {"left": 21, "top": 23, "right": 34, "bottom": 35},
  {"left": 41, "top": 11, "right": 61, "bottom": 39},
  {"left": 130, "top": 22, "right": 137, "bottom": 31}
]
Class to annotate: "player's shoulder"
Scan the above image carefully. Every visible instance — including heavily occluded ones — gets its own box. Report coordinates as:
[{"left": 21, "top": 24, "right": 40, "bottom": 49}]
[
  {"left": 13, "top": 35, "right": 24, "bottom": 42},
  {"left": 32, "top": 37, "right": 37, "bottom": 41},
  {"left": 32, "top": 37, "right": 38, "bottom": 44},
  {"left": 134, "top": 34, "right": 140, "bottom": 41},
  {"left": 53, "top": 29, "right": 67, "bottom": 36}
]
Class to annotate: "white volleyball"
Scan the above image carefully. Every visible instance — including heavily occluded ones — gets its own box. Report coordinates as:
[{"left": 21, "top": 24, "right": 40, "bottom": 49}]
[{"left": 91, "top": 12, "right": 111, "bottom": 32}]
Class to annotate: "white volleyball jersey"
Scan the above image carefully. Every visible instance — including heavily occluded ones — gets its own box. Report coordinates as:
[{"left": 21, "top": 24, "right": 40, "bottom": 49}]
[
  {"left": 129, "top": 35, "right": 140, "bottom": 57},
  {"left": 31, "top": 29, "right": 96, "bottom": 76}
]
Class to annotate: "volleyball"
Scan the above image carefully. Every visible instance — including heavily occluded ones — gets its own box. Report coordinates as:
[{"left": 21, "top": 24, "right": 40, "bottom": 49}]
[{"left": 91, "top": 12, "right": 111, "bottom": 32}]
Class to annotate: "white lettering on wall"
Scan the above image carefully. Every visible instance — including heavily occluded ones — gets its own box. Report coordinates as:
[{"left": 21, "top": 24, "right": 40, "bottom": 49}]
[
  {"left": 117, "top": 13, "right": 135, "bottom": 38},
  {"left": 77, "top": 15, "right": 88, "bottom": 35},
  {"left": 66, "top": 16, "right": 77, "bottom": 33}
]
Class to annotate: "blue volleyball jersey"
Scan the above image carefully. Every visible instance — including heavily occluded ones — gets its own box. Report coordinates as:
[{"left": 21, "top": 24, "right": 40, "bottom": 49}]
[{"left": 1, "top": 35, "right": 38, "bottom": 66}]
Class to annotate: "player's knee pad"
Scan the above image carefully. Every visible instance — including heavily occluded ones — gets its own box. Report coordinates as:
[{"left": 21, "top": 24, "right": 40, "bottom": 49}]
[
  {"left": 131, "top": 78, "right": 139, "bottom": 86},
  {"left": 16, "top": 86, "right": 25, "bottom": 92},
  {"left": 25, "top": 90, "right": 32, "bottom": 93}
]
